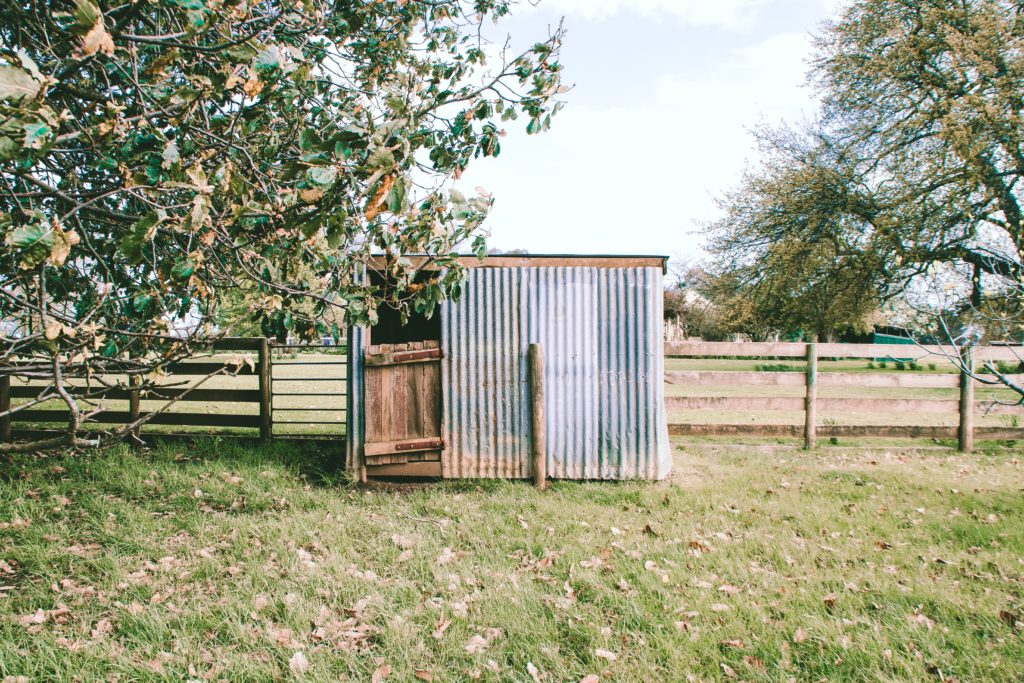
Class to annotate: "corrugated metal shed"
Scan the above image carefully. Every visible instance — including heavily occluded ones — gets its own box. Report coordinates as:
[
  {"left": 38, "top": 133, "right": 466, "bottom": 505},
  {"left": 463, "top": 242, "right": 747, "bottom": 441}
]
[{"left": 348, "top": 256, "right": 671, "bottom": 481}]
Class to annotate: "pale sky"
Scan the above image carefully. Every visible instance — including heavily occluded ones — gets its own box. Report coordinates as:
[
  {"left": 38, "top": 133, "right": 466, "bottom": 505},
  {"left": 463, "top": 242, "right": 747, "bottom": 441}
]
[{"left": 456, "top": 0, "right": 843, "bottom": 260}]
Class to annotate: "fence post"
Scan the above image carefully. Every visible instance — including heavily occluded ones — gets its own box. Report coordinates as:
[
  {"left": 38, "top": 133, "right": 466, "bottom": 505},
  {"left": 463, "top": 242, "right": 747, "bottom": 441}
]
[
  {"left": 128, "top": 374, "right": 141, "bottom": 440},
  {"left": 528, "top": 343, "right": 547, "bottom": 489},
  {"left": 259, "top": 338, "right": 272, "bottom": 440},
  {"left": 958, "top": 347, "right": 974, "bottom": 453},
  {"left": 0, "top": 375, "right": 10, "bottom": 443},
  {"left": 804, "top": 342, "right": 817, "bottom": 450}
]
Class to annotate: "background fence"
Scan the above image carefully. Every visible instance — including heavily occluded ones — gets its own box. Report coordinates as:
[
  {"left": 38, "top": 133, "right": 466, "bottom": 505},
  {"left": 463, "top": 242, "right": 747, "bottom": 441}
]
[
  {"left": 5, "top": 336, "right": 1022, "bottom": 449},
  {"left": 665, "top": 340, "right": 1024, "bottom": 449},
  {"left": 0, "top": 337, "right": 347, "bottom": 442}
]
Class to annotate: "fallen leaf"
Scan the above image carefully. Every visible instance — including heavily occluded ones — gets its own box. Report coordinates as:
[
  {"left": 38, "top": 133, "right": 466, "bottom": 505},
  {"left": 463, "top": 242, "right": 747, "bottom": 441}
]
[
  {"left": 432, "top": 617, "right": 451, "bottom": 640},
  {"left": 744, "top": 655, "right": 766, "bottom": 670},
  {"left": 526, "top": 662, "right": 543, "bottom": 682},
  {"left": 414, "top": 670, "right": 434, "bottom": 681},
  {"left": 594, "top": 648, "right": 617, "bottom": 662},
  {"left": 710, "top": 603, "right": 731, "bottom": 612},
  {"left": 465, "top": 634, "right": 488, "bottom": 654},
  {"left": 793, "top": 628, "right": 808, "bottom": 643},
  {"left": 580, "top": 676, "right": 600, "bottom": 683},
  {"left": 289, "top": 651, "right": 309, "bottom": 674},
  {"left": 372, "top": 663, "right": 391, "bottom": 682},
  {"left": 721, "top": 663, "right": 736, "bottom": 678},
  {"left": 720, "top": 639, "right": 744, "bottom": 649}
]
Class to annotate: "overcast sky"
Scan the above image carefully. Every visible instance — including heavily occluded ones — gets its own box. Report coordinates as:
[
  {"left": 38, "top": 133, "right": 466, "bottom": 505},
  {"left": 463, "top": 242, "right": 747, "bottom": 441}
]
[{"left": 455, "top": 0, "right": 843, "bottom": 260}]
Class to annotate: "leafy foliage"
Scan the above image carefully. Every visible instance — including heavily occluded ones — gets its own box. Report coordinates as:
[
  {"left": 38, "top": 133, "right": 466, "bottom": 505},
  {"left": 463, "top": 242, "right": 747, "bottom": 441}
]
[
  {"left": 0, "top": 0, "right": 564, "bottom": 448},
  {"left": 705, "top": 0, "right": 1023, "bottom": 339}
]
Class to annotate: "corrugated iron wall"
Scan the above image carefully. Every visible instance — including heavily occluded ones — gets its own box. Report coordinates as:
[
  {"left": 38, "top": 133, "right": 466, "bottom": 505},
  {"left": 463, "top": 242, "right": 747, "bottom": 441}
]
[
  {"left": 441, "top": 266, "right": 670, "bottom": 479},
  {"left": 346, "top": 316, "right": 367, "bottom": 479}
]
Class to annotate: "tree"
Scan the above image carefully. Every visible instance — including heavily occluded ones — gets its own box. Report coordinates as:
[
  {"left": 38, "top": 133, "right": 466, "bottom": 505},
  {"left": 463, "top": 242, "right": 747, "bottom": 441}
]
[
  {"left": 703, "top": 128, "right": 883, "bottom": 340},
  {"left": 0, "top": 0, "right": 565, "bottom": 450},
  {"left": 707, "top": 0, "right": 1023, "bottom": 338}
]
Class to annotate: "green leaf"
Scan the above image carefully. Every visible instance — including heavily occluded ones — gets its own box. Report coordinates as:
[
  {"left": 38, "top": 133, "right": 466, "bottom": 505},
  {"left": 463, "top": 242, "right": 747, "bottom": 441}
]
[
  {"left": 22, "top": 121, "right": 49, "bottom": 149},
  {"left": 7, "top": 222, "right": 55, "bottom": 270},
  {"left": 133, "top": 293, "right": 153, "bottom": 313},
  {"left": 226, "top": 43, "right": 259, "bottom": 63},
  {"left": 120, "top": 212, "right": 162, "bottom": 263},
  {"left": 71, "top": 0, "right": 101, "bottom": 34},
  {"left": 0, "top": 66, "right": 41, "bottom": 101},
  {"left": 161, "top": 139, "right": 179, "bottom": 169},
  {"left": 306, "top": 165, "right": 337, "bottom": 187},
  {"left": 385, "top": 176, "right": 405, "bottom": 214},
  {"left": 253, "top": 46, "right": 283, "bottom": 73},
  {"left": 0, "top": 136, "right": 18, "bottom": 161},
  {"left": 171, "top": 258, "right": 195, "bottom": 281}
]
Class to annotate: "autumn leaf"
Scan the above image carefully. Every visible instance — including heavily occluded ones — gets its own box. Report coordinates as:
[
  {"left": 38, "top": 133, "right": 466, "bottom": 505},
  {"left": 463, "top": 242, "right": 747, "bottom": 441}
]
[
  {"left": 432, "top": 617, "right": 451, "bottom": 640},
  {"left": 364, "top": 174, "right": 396, "bottom": 221},
  {"left": 465, "top": 634, "right": 488, "bottom": 654},
  {"left": 594, "top": 648, "right": 617, "bottom": 662},
  {"left": 288, "top": 651, "right": 309, "bottom": 674},
  {"left": 71, "top": 0, "right": 115, "bottom": 58},
  {"left": 371, "top": 663, "right": 391, "bottom": 682}
]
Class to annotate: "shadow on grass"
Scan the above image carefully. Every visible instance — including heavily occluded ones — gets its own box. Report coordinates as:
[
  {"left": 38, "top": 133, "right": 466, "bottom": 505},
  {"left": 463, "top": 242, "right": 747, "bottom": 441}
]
[{"left": 0, "top": 435, "right": 351, "bottom": 488}]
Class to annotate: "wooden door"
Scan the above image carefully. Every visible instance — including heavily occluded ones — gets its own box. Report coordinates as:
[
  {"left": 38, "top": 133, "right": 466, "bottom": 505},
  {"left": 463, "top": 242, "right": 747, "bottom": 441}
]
[{"left": 363, "top": 341, "right": 443, "bottom": 476}]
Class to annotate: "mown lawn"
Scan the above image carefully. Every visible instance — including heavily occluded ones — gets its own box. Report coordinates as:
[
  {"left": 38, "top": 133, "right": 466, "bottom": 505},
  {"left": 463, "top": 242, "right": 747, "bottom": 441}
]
[{"left": 1, "top": 439, "right": 1022, "bottom": 681}]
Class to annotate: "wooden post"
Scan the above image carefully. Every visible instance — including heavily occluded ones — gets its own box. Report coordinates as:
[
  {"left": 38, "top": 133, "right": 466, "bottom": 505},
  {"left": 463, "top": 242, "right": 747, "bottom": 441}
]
[
  {"left": 259, "top": 338, "right": 272, "bottom": 440},
  {"left": 528, "top": 343, "right": 546, "bottom": 489},
  {"left": 804, "top": 342, "right": 817, "bottom": 450},
  {"left": 958, "top": 347, "right": 974, "bottom": 453},
  {"left": 0, "top": 375, "right": 10, "bottom": 443},
  {"left": 128, "top": 374, "right": 141, "bottom": 440}
]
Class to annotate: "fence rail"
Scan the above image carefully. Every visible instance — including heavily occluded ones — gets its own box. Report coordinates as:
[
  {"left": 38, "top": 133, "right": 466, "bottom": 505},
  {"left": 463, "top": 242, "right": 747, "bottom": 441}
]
[
  {"left": 1, "top": 337, "right": 347, "bottom": 442},
  {"left": 665, "top": 340, "right": 1024, "bottom": 449},
  {"left": 664, "top": 340, "right": 1022, "bottom": 361}
]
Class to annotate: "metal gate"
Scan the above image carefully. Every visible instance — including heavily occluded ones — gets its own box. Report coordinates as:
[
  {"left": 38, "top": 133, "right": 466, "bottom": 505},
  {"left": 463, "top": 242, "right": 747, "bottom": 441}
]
[{"left": 270, "top": 342, "right": 347, "bottom": 438}]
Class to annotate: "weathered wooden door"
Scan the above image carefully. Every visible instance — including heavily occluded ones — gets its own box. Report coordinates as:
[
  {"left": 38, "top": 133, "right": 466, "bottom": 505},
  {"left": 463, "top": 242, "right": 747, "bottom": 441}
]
[{"left": 363, "top": 341, "right": 443, "bottom": 476}]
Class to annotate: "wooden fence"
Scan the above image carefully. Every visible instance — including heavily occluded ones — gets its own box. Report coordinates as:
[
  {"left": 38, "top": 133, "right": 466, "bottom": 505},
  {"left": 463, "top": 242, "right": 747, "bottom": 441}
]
[
  {"left": 665, "top": 341, "right": 1024, "bottom": 450},
  {"left": 0, "top": 337, "right": 347, "bottom": 442}
]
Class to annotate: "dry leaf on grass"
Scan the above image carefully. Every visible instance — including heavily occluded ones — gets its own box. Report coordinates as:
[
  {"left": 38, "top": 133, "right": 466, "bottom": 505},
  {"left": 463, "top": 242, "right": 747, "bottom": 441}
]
[
  {"left": 432, "top": 617, "right": 451, "bottom": 640},
  {"left": 465, "top": 634, "right": 488, "bottom": 654},
  {"left": 289, "top": 651, "right": 309, "bottom": 674},
  {"left": 594, "top": 648, "right": 617, "bottom": 662},
  {"left": 371, "top": 663, "right": 391, "bottom": 682}
]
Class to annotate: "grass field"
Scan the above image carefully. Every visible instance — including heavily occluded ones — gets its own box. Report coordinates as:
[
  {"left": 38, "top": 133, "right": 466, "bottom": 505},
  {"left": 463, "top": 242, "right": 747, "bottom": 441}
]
[{"left": 1, "top": 438, "right": 1022, "bottom": 681}]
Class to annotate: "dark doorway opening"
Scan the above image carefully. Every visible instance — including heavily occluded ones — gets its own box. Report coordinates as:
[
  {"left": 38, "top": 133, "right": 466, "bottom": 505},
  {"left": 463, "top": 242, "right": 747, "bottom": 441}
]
[{"left": 368, "top": 270, "right": 441, "bottom": 345}]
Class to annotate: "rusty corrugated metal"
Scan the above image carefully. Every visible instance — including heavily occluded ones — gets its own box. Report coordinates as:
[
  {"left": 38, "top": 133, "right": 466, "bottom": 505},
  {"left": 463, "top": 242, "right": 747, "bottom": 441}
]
[{"left": 441, "top": 266, "right": 670, "bottom": 480}]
